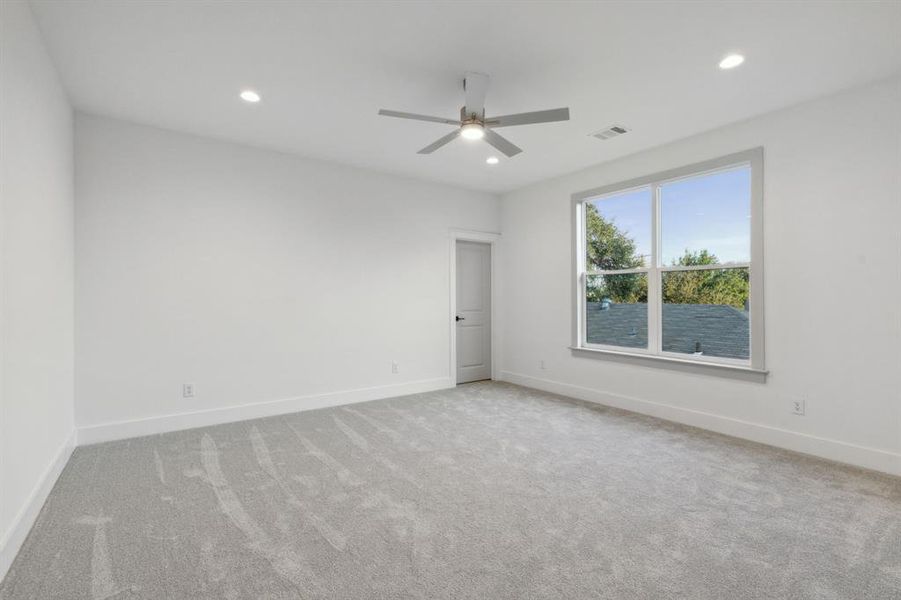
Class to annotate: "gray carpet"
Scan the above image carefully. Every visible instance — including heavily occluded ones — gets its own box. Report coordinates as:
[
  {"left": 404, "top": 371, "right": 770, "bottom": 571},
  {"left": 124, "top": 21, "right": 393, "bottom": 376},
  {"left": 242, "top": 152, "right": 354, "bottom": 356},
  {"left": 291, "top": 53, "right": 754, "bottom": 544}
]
[{"left": 2, "top": 382, "right": 900, "bottom": 599}]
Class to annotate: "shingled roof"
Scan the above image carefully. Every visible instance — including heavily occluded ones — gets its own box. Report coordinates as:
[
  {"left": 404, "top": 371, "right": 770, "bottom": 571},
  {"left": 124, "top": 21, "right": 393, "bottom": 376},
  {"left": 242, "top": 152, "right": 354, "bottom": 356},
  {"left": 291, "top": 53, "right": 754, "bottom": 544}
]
[{"left": 586, "top": 302, "right": 749, "bottom": 360}]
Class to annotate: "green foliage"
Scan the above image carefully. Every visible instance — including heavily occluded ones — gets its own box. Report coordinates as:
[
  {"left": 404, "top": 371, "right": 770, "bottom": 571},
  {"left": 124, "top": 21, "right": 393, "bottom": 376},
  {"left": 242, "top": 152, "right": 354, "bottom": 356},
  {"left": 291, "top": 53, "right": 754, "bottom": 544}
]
[
  {"left": 673, "top": 249, "right": 718, "bottom": 267},
  {"left": 585, "top": 203, "right": 647, "bottom": 303},
  {"left": 584, "top": 206, "right": 748, "bottom": 310},
  {"left": 661, "top": 250, "right": 749, "bottom": 309},
  {"left": 586, "top": 273, "right": 647, "bottom": 304},
  {"left": 585, "top": 203, "right": 644, "bottom": 271}
]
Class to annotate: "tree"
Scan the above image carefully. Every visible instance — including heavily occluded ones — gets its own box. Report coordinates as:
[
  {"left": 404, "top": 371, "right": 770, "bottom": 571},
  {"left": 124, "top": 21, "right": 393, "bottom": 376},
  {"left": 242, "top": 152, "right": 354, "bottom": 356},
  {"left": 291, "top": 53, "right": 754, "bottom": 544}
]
[
  {"left": 661, "top": 250, "right": 748, "bottom": 309},
  {"left": 583, "top": 205, "right": 748, "bottom": 309},
  {"left": 584, "top": 203, "right": 647, "bottom": 303}
]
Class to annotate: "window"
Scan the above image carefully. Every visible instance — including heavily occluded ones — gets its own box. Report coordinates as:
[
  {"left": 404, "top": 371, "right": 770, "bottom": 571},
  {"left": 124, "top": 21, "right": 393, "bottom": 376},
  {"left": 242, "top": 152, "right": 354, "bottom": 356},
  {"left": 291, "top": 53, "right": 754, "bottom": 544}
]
[{"left": 573, "top": 149, "right": 764, "bottom": 371}]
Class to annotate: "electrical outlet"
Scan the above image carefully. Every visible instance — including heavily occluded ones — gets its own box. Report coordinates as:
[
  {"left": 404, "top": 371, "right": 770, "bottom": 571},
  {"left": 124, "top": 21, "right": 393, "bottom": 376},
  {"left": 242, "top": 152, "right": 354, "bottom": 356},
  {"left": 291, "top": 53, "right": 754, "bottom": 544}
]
[
  {"left": 182, "top": 383, "right": 195, "bottom": 398},
  {"left": 791, "top": 398, "right": 805, "bottom": 416},
  {"left": 391, "top": 361, "right": 399, "bottom": 374}
]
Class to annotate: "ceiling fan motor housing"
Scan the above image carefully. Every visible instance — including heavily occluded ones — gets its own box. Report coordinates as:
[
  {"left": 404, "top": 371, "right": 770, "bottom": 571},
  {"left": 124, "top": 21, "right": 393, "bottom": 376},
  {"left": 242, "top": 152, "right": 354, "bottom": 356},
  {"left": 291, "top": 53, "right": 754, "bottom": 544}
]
[{"left": 461, "top": 106, "right": 484, "bottom": 123}]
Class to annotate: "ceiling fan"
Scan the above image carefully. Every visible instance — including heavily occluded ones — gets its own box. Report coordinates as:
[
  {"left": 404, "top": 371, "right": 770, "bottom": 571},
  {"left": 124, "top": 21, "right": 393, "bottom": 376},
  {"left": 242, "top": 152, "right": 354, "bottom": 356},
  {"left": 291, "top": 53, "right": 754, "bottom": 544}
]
[{"left": 378, "top": 72, "right": 570, "bottom": 157}]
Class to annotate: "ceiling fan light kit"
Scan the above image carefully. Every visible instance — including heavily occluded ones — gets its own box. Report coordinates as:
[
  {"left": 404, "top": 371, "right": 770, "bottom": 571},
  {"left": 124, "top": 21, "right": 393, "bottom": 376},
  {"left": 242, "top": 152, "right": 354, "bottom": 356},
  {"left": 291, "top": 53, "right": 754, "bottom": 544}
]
[
  {"left": 460, "top": 122, "right": 486, "bottom": 140},
  {"left": 378, "top": 71, "right": 570, "bottom": 158}
]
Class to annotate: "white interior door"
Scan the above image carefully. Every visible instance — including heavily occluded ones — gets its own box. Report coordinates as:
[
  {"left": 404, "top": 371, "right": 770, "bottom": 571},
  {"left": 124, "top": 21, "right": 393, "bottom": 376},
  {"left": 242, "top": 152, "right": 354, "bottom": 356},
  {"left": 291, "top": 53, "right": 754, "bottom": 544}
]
[{"left": 456, "top": 241, "right": 491, "bottom": 383}]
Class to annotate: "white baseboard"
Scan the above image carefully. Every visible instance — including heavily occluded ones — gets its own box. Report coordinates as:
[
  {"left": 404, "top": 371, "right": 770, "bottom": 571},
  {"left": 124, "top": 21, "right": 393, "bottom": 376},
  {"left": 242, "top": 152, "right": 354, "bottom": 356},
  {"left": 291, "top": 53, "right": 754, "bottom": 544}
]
[
  {"left": 77, "top": 377, "right": 453, "bottom": 446},
  {"left": 0, "top": 429, "right": 76, "bottom": 583},
  {"left": 500, "top": 371, "right": 901, "bottom": 477}
]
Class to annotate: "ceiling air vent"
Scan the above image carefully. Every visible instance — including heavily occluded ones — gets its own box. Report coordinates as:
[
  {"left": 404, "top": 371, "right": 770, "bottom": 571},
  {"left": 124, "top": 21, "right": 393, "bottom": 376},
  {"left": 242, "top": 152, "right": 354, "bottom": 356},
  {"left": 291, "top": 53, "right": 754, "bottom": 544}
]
[{"left": 591, "top": 125, "right": 630, "bottom": 140}]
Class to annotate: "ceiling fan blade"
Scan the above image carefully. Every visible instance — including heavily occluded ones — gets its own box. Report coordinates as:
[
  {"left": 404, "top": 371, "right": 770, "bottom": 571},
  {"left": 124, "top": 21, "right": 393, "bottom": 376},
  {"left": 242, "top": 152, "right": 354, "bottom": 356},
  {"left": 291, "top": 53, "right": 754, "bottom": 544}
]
[
  {"left": 417, "top": 130, "right": 460, "bottom": 154},
  {"left": 463, "top": 72, "right": 489, "bottom": 118},
  {"left": 486, "top": 107, "right": 570, "bottom": 128},
  {"left": 483, "top": 129, "right": 522, "bottom": 157},
  {"left": 378, "top": 109, "right": 461, "bottom": 126}
]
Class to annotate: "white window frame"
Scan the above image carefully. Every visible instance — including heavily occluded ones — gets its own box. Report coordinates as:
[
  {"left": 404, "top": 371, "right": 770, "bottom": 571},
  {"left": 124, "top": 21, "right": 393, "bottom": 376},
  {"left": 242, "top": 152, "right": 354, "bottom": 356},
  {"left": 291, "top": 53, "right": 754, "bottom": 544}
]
[{"left": 571, "top": 148, "right": 766, "bottom": 378}]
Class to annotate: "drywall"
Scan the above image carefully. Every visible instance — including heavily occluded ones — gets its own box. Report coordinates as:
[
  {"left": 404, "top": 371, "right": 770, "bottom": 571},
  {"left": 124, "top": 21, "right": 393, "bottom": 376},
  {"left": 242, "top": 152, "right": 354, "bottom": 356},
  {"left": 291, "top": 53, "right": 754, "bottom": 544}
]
[
  {"left": 0, "top": 0, "right": 76, "bottom": 578},
  {"left": 499, "top": 77, "right": 901, "bottom": 475},
  {"left": 75, "top": 115, "right": 499, "bottom": 438}
]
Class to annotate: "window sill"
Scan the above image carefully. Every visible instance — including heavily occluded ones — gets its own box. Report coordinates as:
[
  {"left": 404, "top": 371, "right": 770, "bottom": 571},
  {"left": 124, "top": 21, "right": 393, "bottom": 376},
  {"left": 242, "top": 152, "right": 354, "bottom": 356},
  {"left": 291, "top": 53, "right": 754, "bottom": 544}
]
[{"left": 568, "top": 346, "right": 768, "bottom": 383}]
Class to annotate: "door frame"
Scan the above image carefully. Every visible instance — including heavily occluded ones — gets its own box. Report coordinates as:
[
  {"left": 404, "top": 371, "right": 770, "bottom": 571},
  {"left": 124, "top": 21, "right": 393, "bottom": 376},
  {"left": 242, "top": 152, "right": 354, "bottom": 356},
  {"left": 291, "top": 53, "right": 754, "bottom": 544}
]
[{"left": 449, "top": 229, "right": 501, "bottom": 386}]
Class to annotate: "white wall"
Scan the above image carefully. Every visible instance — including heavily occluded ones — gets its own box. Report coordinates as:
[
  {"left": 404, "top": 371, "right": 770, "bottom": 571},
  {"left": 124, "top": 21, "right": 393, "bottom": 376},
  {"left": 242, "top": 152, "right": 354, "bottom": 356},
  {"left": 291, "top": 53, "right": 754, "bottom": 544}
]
[
  {"left": 0, "top": 0, "right": 76, "bottom": 577},
  {"left": 499, "top": 77, "right": 901, "bottom": 476},
  {"left": 75, "top": 115, "right": 499, "bottom": 440}
]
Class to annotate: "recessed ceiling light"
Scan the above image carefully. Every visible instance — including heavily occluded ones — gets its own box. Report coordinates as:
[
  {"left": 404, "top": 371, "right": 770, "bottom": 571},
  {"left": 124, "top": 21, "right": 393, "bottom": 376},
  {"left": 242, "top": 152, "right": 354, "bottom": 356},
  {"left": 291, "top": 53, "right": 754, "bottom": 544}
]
[
  {"left": 486, "top": 156, "right": 499, "bottom": 165},
  {"left": 460, "top": 123, "right": 485, "bottom": 140},
  {"left": 240, "top": 89, "right": 261, "bottom": 103},
  {"left": 718, "top": 54, "right": 745, "bottom": 70}
]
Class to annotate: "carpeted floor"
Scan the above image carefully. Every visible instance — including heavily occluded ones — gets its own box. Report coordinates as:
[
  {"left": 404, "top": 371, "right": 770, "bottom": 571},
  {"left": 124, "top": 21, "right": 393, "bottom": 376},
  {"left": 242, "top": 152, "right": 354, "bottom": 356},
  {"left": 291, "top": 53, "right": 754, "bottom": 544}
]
[{"left": 2, "top": 382, "right": 900, "bottom": 599}]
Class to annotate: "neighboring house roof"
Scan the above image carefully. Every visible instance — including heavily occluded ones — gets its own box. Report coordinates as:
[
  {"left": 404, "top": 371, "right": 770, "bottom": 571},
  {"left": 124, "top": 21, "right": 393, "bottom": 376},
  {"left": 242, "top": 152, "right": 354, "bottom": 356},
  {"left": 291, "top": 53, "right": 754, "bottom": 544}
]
[{"left": 586, "top": 302, "right": 749, "bottom": 360}]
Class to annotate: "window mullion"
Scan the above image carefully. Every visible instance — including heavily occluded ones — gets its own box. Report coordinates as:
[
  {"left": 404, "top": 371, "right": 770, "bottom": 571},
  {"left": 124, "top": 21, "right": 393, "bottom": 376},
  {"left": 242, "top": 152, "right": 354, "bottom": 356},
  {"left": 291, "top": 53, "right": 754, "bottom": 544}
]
[{"left": 648, "top": 183, "right": 661, "bottom": 355}]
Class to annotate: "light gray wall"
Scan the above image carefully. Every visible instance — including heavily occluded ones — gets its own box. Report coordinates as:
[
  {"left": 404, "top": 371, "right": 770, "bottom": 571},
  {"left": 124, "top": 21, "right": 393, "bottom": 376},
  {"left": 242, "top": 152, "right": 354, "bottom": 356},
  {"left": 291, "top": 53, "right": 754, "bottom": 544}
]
[
  {"left": 0, "top": 0, "right": 75, "bottom": 573},
  {"left": 74, "top": 115, "right": 500, "bottom": 435},
  {"left": 499, "top": 77, "right": 901, "bottom": 475}
]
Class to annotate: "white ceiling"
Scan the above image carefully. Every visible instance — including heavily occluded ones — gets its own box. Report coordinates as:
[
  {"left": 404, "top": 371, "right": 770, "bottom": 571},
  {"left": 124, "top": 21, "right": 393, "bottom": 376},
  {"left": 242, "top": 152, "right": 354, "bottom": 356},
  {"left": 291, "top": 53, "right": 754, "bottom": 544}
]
[{"left": 30, "top": 0, "right": 901, "bottom": 193}]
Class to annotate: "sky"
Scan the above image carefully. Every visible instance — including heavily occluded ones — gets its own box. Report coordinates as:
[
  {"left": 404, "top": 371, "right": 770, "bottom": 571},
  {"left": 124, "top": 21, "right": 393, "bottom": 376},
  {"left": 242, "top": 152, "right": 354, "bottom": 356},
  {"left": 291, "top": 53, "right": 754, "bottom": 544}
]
[{"left": 589, "top": 166, "right": 751, "bottom": 266}]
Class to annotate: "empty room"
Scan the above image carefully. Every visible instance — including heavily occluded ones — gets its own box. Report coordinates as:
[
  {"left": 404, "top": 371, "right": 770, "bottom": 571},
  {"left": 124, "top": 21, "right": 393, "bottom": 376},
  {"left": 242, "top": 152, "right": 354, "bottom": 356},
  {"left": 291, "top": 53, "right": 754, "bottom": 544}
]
[{"left": 1, "top": 1, "right": 900, "bottom": 598}]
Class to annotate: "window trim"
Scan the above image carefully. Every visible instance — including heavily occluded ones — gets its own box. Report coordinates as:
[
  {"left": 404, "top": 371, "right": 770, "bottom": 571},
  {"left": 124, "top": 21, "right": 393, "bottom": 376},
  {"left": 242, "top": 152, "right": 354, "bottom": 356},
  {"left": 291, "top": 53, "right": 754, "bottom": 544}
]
[{"left": 571, "top": 147, "right": 765, "bottom": 376}]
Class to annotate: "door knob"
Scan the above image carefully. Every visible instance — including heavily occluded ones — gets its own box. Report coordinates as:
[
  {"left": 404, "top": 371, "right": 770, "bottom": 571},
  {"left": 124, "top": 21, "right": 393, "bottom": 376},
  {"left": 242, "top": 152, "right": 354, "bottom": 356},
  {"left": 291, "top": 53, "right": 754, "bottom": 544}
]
[{"left": 455, "top": 315, "right": 465, "bottom": 322}]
